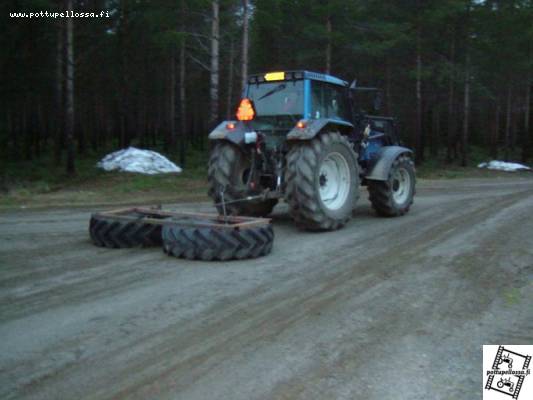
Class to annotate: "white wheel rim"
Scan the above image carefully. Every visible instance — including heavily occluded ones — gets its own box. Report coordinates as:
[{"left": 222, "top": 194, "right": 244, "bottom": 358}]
[
  {"left": 392, "top": 167, "right": 411, "bottom": 204},
  {"left": 318, "top": 152, "right": 351, "bottom": 211}
]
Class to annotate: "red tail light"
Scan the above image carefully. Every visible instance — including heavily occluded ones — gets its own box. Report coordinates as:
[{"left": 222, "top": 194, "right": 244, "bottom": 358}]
[
  {"left": 296, "top": 120, "right": 306, "bottom": 129},
  {"left": 236, "top": 98, "right": 255, "bottom": 121}
]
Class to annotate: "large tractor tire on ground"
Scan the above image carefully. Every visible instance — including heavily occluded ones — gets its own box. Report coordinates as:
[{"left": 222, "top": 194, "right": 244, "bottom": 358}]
[
  {"left": 285, "top": 132, "right": 360, "bottom": 231},
  {"left": 367, "top": 154, "right": 415, "bottom": 217},
  {"left": 89, "top": 214, "right": 162, "bottom": 248},
  {"left": 208, "top": 142, "right": 278, "bottom": 217},
  {"left": 162, "top": 223, "right": 274, "bottom": 261}
]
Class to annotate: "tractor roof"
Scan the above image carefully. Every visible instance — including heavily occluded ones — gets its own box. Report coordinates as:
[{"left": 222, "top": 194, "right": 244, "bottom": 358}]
[{"left": 248, "top": 70, "right": 348, "bottom": 87}]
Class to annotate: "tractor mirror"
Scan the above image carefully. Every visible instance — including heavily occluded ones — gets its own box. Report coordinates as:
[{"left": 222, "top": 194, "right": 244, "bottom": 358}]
[{"left": 348, "top": 80, "right": 357, "bottom": 100}]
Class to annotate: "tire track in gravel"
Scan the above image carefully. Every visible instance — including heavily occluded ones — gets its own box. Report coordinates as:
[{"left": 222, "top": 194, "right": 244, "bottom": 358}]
[
  {"left": 107, "top": 187, "right": 533, "bottom": 399},
  {"left": 12, "top": 187, "right": 533, "bottom": 399},
  {"left": 263, "top": 189, "right": 533, "bottom": 400},
  {"left": 1, "top": 179, "right": 532, "bottom": 400}
]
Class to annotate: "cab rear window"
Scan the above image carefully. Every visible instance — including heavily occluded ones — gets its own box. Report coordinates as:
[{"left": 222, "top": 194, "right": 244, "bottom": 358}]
[{"left": 246, "top": 81, "right": 304, "bottom": 116}]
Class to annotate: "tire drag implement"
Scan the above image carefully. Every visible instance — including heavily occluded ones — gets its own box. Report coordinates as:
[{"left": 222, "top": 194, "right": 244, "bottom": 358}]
[{"left": 89, "top": 207, "right": 273, "bottom": 261}]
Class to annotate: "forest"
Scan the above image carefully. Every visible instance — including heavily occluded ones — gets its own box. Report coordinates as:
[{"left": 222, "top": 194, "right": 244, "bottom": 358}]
[{"left": 1, "top": 0, "right": 532, "bottom": 177}]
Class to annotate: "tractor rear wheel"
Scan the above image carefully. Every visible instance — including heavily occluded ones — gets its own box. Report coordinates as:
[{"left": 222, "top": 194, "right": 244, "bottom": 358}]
[
  {"left": 368, "top": 155, "right": 415, "bottom": 217},
  {"left": 285, "top": 132, "right": 359, "bottom": 231},
  {"left": 208, "top": 142, "right": 278, "bottom": 217}
]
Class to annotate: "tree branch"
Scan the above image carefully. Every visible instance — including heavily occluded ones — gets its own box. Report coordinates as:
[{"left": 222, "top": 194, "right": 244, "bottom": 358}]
[
  {"left": 192, "top": 34, "right": 210, "bottom": 54},
  {"left": 188, "top": 53, "right": 210, "bottom": 72}
]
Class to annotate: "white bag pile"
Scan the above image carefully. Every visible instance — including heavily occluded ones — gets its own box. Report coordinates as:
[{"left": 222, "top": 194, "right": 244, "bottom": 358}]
[
  {"left": 477, "top": 160, "right": 531, "bottom": 172},
  {"left": 97, "top": 147, "right": 182, "bottom": 175}
]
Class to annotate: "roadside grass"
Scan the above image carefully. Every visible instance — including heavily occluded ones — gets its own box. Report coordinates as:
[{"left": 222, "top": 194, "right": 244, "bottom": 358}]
[
  {"left": 416, "top": 161, "right": 531, "bottom": 179},
  {"left": 0, "top": 148, "right": 210, "bottom": 209},
  {"left": 416, "top": 146, "right": 532, "bottom": 179},
  {"left": 1, "top": 145, "right": 531, "bottom": 210}
]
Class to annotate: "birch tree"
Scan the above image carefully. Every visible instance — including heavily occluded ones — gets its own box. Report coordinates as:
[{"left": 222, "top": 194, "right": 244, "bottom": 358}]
[
  {"left": 209, "top": 0, "right": 220, "bottom": 127},
  {"left": 179, "top": 0, "right": 187, "bottom": 166},
  {"left": 241, "top": 0, "right": 249, "bottom": 92},
  {"left": 65, "top": 0, "right": 75, "bottom": 174}
]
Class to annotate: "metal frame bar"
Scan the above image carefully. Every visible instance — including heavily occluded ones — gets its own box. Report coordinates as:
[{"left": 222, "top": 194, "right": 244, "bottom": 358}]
[{"left": 93, "top": 207, "right": 271, "bottom": 230}]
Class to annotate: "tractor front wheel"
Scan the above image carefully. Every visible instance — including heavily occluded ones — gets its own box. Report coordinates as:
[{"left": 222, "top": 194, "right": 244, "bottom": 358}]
[
  {"left": 208, "top": 142, "right": 278, "bottom": 217},
  {"left": 368, "top": 155, "right": 415, "bottom": 217},
  {"left": 285, "top": 132, "right": 359, "bottom": 231}
]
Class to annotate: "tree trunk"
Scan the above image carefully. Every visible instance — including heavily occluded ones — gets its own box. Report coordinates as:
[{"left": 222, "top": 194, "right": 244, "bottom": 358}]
[
  {"left": 209, "top": 0, "right": 220, "bottom": 128},
  {"left": 91, "top": 94, "right": 98, "bottom": 151},
  {"left": 119, "top": 0, "right": 131, "bottom": 148},
  {"left": 23, "top": 103, "right": 32, "bottom": 160},
  {"left": 490, "top": 104, "right": 500, "bottom": 160},
  {"left": 55, "top": 23, "right": 64, "bottom": 165},
  {"left": 65, "top": 0, "right": 75, "bottom": 174},
  {"left": 226, "top": 40, "right": 235, "bottom": 119},
  {"left": 504, "top": 85, "right": 512, "bottom": 161},
  {"left": 5, "top": 110, "right": 12, "bottom": 160},
  {"left": 385, "top": 57, "right": 392, "bottom": 115},
  {"left": 446, "top": 28, "right": 455, "bottom": 163},
  {"left": 77, "top": 111, "right": 85, "bottom": 155},
  {"left": 36, "top": 101, "right": 43, "bottom": 157},
  {"left": 415, "top": 27, "right": 423, "bottom": 163},
  {"left": 241, "top": 0, "right": 249, "bottom": 93},
  {"left": 461, "top": 50, "right": 470, "bottom": 167},
  {"left": 522, "top": 60, "right": 531, "bottom": 162},
  {"left": 511, "top": 109, "right": 517, "bottom": 151},
  {"left": 13, "top": 110, "right": 20, "bottom": 160},
  {"left": 431, "top": 106, "right": 440, "bottom": 157},
  {"left": 170, "top": 48, "right": 176, "bottom": 149},
  {"left": 325, "top": 16, "right": 332, "bottom": 74},
  {"left": 179, "top": 2, "right": 187, "bottom": 167}
]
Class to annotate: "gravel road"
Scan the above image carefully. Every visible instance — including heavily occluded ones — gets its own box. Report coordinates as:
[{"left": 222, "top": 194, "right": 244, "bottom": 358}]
[{"left": 1, "top": 178, "right": 532, "bottom": 400}]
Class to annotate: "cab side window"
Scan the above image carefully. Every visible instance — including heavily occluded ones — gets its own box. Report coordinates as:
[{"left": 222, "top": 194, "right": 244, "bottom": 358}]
[{"left": 311, "top": 82, "right": 349, "bottom": 121}]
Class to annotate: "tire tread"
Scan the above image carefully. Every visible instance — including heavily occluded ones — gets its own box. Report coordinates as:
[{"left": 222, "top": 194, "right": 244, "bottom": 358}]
[
  {"left": 208, "top": 143, "right": 277, "bottom": 217},
  {"left": 162, "top": 224, "right": 274, "bottom": 261},
  {"left": 89, "top": 215, "right": 162, "bottom": 248},
  {"left": 285, "top": 132, "right": 359, "bottom": 231},
  {"left": 368, "top": 155, "right": 415, "bottom": 217}
]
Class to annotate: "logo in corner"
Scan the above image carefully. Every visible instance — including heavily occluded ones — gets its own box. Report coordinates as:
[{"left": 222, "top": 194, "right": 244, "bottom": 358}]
[{"left": 484, "top": 345, "right": 532, "bottom": 399}]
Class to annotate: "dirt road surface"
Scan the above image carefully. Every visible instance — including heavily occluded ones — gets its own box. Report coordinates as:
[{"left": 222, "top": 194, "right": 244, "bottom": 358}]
[{"left": 1, "top": 178, "right": 532, "bottom": 400}]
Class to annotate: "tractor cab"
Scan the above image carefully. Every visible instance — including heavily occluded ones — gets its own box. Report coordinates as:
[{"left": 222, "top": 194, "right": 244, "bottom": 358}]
[
  {"left": 242, "top": 71, "right": 399, "bottom": 154},
  {"left": 245, "top": 71, "right": 351, "bottom": 121}
]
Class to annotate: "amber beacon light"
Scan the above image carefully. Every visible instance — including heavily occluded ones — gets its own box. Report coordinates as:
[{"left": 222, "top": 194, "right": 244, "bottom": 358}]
[
  {"left": 236, "top": 98, "right": 255, "bottom": 121},
  {"left": 264, "top": 71, "right": 285, "bottom": 81}
]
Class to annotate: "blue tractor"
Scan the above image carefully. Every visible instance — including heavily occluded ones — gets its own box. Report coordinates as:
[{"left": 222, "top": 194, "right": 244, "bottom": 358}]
[{"left": 208, "top": 70, "right": 415, "bottom": 231}]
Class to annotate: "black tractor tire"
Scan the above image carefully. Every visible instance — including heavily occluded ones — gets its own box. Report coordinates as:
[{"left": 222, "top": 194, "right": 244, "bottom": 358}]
[
  {"left": 367, "top": 155, "right": 415, "bottom": 217},
  {"left": 208, "top": 142, "right": 278, "bottom": 217},
  {"left": 162, "top": 224, "right": 274, "bottom": 261},
  {"left": 285, "top": 132, "right": 360, "bottom": 231},
  {"left": 89, "top": 214, "right": 162, "bottom": 248}
]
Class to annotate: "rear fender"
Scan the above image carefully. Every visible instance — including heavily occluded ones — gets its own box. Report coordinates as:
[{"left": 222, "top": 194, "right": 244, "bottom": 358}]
[
  {"left": 286, "top": 118, "right": 353, "bottom": 140},
  {"left": 208, "top": 121, "right": 246, "bottom": 145},
  {"left": 365, "top": 146, "right": 413, "bottom": 181}
]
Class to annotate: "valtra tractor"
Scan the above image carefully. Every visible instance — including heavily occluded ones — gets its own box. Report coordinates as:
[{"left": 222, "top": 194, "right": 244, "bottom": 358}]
[{"left": 207, "top": 70, "right": 416, "bottom": 231}]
